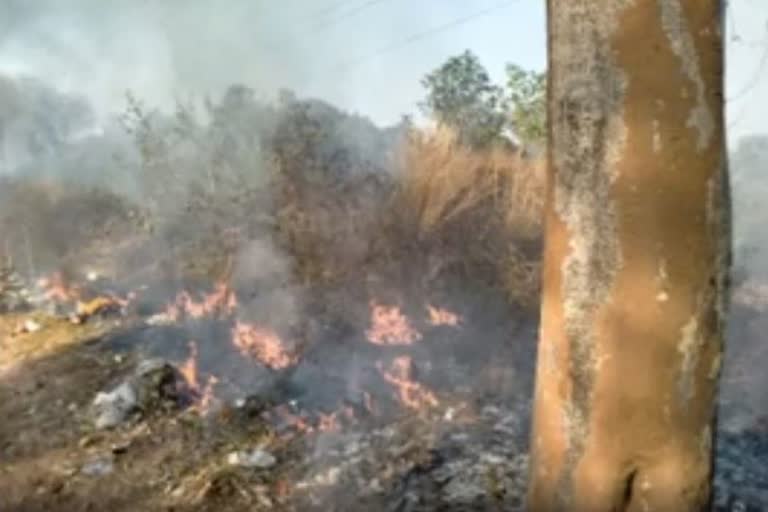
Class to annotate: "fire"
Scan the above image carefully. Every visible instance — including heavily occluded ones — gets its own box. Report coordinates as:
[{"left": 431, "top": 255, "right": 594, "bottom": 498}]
[
  {"left": 366, "top": 302, "right": 422, "bottom": 346},
  {"left": 272, "top": 405, "right": 312, "bottom": 434},
  {"left": 178, "top": 340, "right": 219, "bottom": 414},
  {"left": 231, "top": 321, "right": 295, "bottom": 370},
  {"left": 377, "top": 356, "right": 438, "bottom": 410},
  {"left": 198, "top": 375, "right": 219, "bottom": 413},
  {"left": 178, "top": 341, "right": 201, "bottom": 390},
  {"left": 37, "top": 271, "right": 81, "bottom": 303},
  {"left": 316, "top": 411, "right": 342, "bottom": 432},
  {"left": 70, "top": 295, "right": 126, "bottom": 324},
  {"left": 270, "top": 405, "right": 355, "bottom": 436},
  {"left": 427, "top": 304, "right": 461, "bottom": 326},
  {"left": 167, "top": 280, "right": 237, "bottom": 320}
]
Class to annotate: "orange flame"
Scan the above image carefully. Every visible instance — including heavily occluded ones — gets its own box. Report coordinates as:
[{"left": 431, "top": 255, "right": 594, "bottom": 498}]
[
  {"left": 273, "top": 405, "right": 312, "bottom": 434},
  {"left": 366, "top": 302, "right": 422, "bottom": 346},
  {"left": 178, "top": 340, "right": 219, "bottom": 414},
  {"left": 427, "top": 305, "right": 461, "bottom": 327},
  {"left": 231, "top": 321, "right": 296, "bottom": 370},
  {"left": 377, "top": 356, "right": 438, "bottom": 410},
  {"left": 37, "top": 272, "right": 81, "bottom": 303},
  {"left": 179, "top": 341, "right": 201, "bottom": 390},
  {"left": 70, "top": 295, "right": 127, "bottom": 323},
  {"left": 167, "top": 280, "right": 237, "bottom": 320}
]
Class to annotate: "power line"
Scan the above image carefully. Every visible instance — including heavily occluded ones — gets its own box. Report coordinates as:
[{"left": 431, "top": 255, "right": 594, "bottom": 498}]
[
  {"left": 311, "top": 0, "right": 392, "bottom": 30},
  {"left": 308, "top": 0, "right": 363, "bottom": 20},
  {"left": 334, "top": 0, "right": 520, "bottom": 74},
  {"left": 727, "top": 36, "right": 768, "bottom": 104}
]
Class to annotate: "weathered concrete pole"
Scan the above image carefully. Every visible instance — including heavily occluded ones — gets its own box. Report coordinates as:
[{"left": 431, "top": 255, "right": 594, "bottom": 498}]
[{"left": 527, "top": 1, "right": 730, "bottom": 511}]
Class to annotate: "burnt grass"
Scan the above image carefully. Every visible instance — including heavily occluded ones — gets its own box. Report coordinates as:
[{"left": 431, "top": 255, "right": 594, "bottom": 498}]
[{"left": 2, "top": 279, "right": 768, "bottom": 511}]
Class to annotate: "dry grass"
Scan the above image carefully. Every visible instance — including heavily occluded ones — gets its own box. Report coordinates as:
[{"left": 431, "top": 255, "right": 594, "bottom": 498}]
[
  {"left": 269, "top": 124, "right": 545, "bottom": 305},
  {"left": 394, "top": 126, "right": 544, "bottom": 239}
]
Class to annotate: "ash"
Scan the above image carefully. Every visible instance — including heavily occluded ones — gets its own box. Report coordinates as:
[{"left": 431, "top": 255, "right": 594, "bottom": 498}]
[{"left": 285, "top": 401, "right": 531, "bottom": 512}]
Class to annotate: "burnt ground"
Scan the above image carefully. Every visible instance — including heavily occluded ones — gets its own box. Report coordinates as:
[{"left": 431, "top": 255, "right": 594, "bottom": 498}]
[
  {"left": 2, "top": 292, "right": 768, "bottom": 511},
  {"left": 0, "top": 284, "right": 541, "bottom": 512}
]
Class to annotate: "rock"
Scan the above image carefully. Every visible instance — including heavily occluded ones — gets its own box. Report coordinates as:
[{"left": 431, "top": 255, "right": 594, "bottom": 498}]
[
  {"left": 91, "top": 381, "right": 138, "bottom": 430},
  {"left": 130, "top": 358, "right": 185, "bottom": 412},
  {"left": 90, "top": 358, "right": 185, "bottom": 429},
  {"left": 227, "top": 448, "right": 277, "bottom": 469}
]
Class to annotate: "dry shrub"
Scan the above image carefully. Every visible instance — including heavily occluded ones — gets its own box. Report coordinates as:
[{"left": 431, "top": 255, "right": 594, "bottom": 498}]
[
  {"left": 394, "top": 126, "right": 543, "bottom": 239},
  {"left": 389, "top": 126, "right": 545, "bottom": 303},
  {"left": 269, "top": 122, "right": 545, "bottom": 306},
  {"left": 0, "top": 177, "right": 141, "bottom": 276}
]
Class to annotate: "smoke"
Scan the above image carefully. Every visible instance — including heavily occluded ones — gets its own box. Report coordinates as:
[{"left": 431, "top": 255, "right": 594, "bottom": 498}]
[
  {"left": 0, "top": 0, "right": 431, "bottom": 124},
  {"left": 730, "top": 134, "right": 768, "bottom": 281}
]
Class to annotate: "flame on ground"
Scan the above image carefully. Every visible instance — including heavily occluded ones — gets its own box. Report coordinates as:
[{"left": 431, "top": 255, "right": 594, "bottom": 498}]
[
  {"left": 271, "top": 404, "right": 356, "bottom": 436},
  {"left": 167, "top": 280, "right": 238, "bottom": 320},
  {"left": 366, "top": 302, "right": 422, "bottom": 346},
  {"left": 427, "top": 304, "right": 461, "bottom": 327},
  {"left": 71, "top": 295, "right": 130, "bottom": 323},
  {"left": 377, "top": 356, "right": 438, "bottom": 410},
  {"left": 178, "top": 340, "right": 219, "bottom": 414},
  {"left": 37, "top": 272, "right": 81, "bottom": 303},
  {"left": 231, "top": 321, "right": 296, "bottom": 370}
]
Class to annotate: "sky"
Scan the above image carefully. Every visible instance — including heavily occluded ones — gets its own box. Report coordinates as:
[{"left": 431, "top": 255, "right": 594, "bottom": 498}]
[{"left": 0, "top": 0, "right": 766, "bottom": 142}]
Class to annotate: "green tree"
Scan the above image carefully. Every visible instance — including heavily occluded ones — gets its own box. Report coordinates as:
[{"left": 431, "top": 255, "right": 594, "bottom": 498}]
[
  {"left": 420, "top": 50, "right": 506, "bottom": 148},
  {"left": 504, "top": 63, "right": 546, "bottom": 149}
]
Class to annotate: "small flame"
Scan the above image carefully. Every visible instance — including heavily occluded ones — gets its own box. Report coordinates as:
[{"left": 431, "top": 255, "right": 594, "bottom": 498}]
[
  {"left": 231, "top": 321, "right": 295, "bottom": 370},
  {"left": 377, "top": 356, "right": 438, "bottom": 410},
  {"left": 37, "top": 272, "right": 81, "bottom": 303},
  {"left": 167, "top": 280, "right": 237, "bottom": 320},
  {"left": 427, "top": 304, "right": 461, "bottom": 326},
  {"left": 70, "top": 295, "right": 126, "bottom": 323},
  {"left": 178, "top": 340, "right": 219, "bottom": 414},
  {"left": 316, "top": 411, "right": 342, "bottom": 433},
  {"left": 272, "top": 405, "right": 312, "bottom": 434},
  {"left": 198, "top": 375, "right": 219, "bottom": 413},
  {"left": 366, "top": 302, "right": 422, "bottom": 346},
  {"left": 179, "top": 341, "right": 201, "bottom": 390}
]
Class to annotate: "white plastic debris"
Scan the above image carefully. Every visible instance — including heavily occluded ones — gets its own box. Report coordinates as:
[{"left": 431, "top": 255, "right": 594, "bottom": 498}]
[
  {"left": 15, "top": 319, "right": 42, "bottom": 334},
  {"left": 145, "top": 312, "right": 175, "bottom": 326},
  {"left": 227, "top": 448, "right": 277, "bottom": 469},
  {"left": 91, "top": 381, "right": 138, "bottom": 430},
  {"left": 81, "top": 456, "right": 114, "bottom": 477}
]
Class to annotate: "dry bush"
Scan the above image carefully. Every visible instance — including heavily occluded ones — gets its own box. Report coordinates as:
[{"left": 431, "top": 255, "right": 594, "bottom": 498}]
[
  {"left": 387, "top": 126, "right": 545, "bottom": 303},
  {"left": 393, "top": 125, "right": 543, "bottom": 238},
  {"left": 0, "top": 177, "right": 141, "bottom": 276},
  {"left": 269, "top": 121, "right": 545, "bottom": 307}
]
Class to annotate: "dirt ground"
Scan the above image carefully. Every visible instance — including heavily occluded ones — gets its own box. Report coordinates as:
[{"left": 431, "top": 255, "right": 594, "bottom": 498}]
[
  {"left": 0, "top": 313, "right": 287, "bottom": 512},
  {"left": 0, "top": 309, "right": 531, "bottom": 512},
  {"left": 2, "top": 282, "right": 767, "bottom": 511}
]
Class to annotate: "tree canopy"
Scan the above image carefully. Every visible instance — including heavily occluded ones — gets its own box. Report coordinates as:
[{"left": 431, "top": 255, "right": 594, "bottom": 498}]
[{"left": 420, "top": 50, "right": 546, "bottom": 151}]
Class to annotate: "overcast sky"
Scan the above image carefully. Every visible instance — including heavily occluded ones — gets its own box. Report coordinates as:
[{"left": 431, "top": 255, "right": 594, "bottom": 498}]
[{"left": 0, "top": 0, "right": 766, "bottom": 142}]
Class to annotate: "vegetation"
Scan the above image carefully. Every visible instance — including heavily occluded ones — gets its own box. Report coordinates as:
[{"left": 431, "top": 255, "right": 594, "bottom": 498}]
[{"left": 420, "top": 50, "right": 546, "bottom": 151}]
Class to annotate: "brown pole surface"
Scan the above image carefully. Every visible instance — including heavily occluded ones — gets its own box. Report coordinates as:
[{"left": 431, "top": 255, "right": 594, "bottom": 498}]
[{"left": 527, "top": 1, "right": 730, "bottom": 511}]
